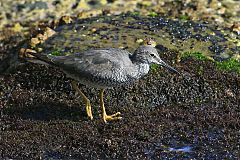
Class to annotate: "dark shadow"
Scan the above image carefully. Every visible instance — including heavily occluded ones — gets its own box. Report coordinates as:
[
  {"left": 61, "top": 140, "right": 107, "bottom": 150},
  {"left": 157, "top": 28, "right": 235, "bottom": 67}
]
[{"left": 3, "top": 102, "right": 88, "bottom": 121}]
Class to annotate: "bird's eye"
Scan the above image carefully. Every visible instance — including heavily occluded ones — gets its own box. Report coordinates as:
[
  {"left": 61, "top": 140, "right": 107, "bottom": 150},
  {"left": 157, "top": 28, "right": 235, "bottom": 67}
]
[{"left": 150, "top": 53, "right": 155, "bottom": 57}]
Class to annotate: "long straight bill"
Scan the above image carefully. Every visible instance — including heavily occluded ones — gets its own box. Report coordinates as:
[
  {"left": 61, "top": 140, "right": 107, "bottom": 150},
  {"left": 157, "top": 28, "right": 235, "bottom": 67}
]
[{"left": 159, "top": 60, "right": 180, "bottom": 74}]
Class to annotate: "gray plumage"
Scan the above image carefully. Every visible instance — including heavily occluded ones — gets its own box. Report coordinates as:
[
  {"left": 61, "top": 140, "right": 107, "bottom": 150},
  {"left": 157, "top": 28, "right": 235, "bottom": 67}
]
[
  {"left": 25, "top": 43, "right": 179, "bottom": 122},
  {"left": 44, "top": 45, "right": 178, "bottom": 89}
]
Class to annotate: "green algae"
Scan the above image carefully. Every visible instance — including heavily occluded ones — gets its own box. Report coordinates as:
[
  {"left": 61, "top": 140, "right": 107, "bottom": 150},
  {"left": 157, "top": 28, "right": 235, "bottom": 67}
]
[
  {"left": 131, "top": 11, "right": 140, "bottom": 16},
  {"left": 50, "top": 49, "right": 62, "bottom": 56},
  {"left": 148, "top": 11, "right": 158, "bottom": 17},
  {"left": 179, "top": 15, "right": 190, "bottom": 21},
  {"left": 49, "top": 49, "right": 71, "bottom": 56},
  {"left": 180, "top": 51, "right": 240, "bottom": 74},
  {"left": 180, "top": 52, "right": 210, "bottom": 61},
  {"left": 150, "top": 64, "right": 159, "bottom": 72},
  {"left": 216, "top": 58, "right": 240, "bottom": 74}
]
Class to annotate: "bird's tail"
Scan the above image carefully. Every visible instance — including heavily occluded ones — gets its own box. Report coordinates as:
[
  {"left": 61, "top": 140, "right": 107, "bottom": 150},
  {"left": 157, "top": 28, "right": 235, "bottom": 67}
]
[{"left": 22, "top": 49, "right": 56, "bottom": 66}]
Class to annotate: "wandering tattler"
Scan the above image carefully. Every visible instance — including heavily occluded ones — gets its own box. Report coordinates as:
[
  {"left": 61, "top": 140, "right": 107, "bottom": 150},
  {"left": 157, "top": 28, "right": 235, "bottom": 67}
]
[{"left": 27, "top": 39, "right": 179, "bottom": 123}]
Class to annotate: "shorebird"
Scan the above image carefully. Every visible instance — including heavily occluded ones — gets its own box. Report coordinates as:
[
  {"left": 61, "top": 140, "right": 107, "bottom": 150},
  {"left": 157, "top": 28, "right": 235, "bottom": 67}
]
[{"left": 26, "top": 39, "right": 179, "bottom": 123}]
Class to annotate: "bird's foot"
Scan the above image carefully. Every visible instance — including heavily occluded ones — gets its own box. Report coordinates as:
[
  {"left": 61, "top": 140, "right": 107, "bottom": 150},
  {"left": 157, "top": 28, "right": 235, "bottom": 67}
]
[
  {"left": 85, "top": 100, "right": 93, "bottom": 120},
  {"left": 102, "top": 112, "right": 122, "bottom": 123}
]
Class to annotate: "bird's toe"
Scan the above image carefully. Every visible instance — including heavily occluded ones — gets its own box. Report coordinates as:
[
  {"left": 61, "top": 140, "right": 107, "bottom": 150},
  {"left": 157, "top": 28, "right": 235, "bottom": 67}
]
[{"left": 102, "top": 112, "right": 122, "bottom": 123}]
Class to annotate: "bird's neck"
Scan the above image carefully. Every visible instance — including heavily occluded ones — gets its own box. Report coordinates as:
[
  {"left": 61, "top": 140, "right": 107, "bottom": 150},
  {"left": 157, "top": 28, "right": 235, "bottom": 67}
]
[
  {"left": 132, "top": 63, "right": 150, "bottom": 79},
  {"left": 129, "top": 54, "right": 150, "bottom": 79}
]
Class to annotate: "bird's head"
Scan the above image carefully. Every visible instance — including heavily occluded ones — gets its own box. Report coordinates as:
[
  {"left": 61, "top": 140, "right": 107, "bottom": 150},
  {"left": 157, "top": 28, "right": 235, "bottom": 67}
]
[{"left": 132, "top": 44, "right": 179, "bottom": 74}]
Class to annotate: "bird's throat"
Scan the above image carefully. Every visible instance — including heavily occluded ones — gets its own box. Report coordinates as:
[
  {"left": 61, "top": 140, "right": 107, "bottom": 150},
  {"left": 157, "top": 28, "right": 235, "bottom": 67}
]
[{"left": 134, "top": 63, "right": 150, "bottom": 79}]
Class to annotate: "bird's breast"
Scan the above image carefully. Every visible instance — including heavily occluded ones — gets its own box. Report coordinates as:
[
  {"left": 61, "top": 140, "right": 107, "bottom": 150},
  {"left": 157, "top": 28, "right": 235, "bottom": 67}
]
[
  {"left": 64, "top": 67, "right": 139, "bottom": 88},
  {"left": 63, "top": 63, "right": 149, "bottom": 89}
]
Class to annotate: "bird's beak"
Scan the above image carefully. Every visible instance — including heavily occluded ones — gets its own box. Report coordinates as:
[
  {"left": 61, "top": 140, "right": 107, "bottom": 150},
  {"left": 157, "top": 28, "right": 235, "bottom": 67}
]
[{"left": 158, "top": 59, "right": 180, "bottom": 74}]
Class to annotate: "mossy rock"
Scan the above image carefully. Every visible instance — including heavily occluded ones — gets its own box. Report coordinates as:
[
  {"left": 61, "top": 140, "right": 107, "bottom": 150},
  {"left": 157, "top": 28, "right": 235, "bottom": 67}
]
[{"left": 31, "top": 13, "right": 239, "bottom": 63}]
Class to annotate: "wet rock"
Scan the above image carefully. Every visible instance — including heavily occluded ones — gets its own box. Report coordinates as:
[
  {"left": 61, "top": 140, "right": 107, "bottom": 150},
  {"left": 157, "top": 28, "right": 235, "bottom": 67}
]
[{"left": 26, "top": 14, "right": 239, "bottom": 62}]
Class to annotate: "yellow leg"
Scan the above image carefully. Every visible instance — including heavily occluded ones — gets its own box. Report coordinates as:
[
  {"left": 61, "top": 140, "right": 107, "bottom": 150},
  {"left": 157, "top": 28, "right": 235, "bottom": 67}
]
[
  {"left": 99, "top": 89, "right": 122, "bottom": 123},
  {"left": 71, "top": 81, "right": 93, "bottom": 120}
]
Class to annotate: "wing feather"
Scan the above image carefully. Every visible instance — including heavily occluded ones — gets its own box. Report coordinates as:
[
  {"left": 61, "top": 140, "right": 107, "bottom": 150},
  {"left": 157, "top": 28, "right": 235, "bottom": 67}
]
[{"left": 49, "top": 48, "right": 133, "bottom": 79}]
